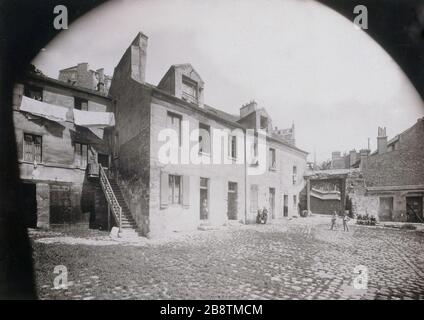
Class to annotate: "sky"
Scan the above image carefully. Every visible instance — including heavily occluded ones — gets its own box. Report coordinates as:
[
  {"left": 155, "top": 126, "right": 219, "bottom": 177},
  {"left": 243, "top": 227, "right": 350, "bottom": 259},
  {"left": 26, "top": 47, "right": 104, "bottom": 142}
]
[{"left": 33, "top": 0, "right": 424, "bottom": 163}]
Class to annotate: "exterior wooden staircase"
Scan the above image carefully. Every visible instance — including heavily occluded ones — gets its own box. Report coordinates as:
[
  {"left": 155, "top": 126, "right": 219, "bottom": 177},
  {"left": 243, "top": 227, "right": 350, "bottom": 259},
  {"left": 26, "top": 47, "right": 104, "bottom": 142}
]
[{"left": 99, "top": 165, "right": 139, "bottom": 238}]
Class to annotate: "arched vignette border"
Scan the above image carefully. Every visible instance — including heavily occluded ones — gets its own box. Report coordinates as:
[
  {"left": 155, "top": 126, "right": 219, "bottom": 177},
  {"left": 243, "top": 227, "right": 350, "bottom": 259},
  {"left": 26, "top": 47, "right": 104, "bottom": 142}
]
[
  {"left": 318, "top": 0, "right": 424, "bottom": 100},
  {"left": 0, "top": 0, "right": 422, "bottom": 299}
]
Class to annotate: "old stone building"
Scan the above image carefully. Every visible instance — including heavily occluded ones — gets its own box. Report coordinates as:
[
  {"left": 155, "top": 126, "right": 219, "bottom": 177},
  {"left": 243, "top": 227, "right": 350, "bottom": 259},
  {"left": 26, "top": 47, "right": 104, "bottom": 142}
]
[
  {"left": 13, "top": 32, "right": 308, "bottom": 237},
  {"left": 352, "top": 120, "right": 424, "bottom": 222},
  {"left": 304, "top": 120, "right": 424, "bottom": 223},
  {"left": 58, "top": 63, "right": 112, "bottom": 94},
  {"left": 13, "top": 71, "right": 115, "bottom": 229},
  {"left": 109, "top": 32, "right": 308, "bottom": 237}
]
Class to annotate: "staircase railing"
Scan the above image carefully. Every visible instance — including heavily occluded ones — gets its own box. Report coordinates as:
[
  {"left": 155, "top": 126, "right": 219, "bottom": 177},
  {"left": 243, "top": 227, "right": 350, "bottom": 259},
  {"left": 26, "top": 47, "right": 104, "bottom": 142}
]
[{"left": 99, "top": 164, "right": 122, "bottom": 233}]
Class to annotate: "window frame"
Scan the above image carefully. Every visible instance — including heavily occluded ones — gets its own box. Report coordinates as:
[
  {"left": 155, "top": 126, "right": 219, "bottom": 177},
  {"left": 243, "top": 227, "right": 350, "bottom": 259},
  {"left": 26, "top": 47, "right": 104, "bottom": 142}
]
[
  {"left": 23, "top": 133, "right": 42, "bottom": 163},
  {"left": 24, "top": 85, "right": 43, "bottom": 101},
  {"left": 269, "top": 148, "right": 276, "bottom": 170},
  {"left": 181, "top": 76, "right": 198, "bottom": 103},
  {"left": 74, "top": 142, "right": 89, "bottom": 168},
  {"left": 168, "top": 174, "right": 182, "bottom": 205},
  {"left": 74, "top": 97, "right": 88, "bottom": 111},
  {"left": 166, "top": 111, "right": 182, "bottom": 147},
  {"left": 199, "top": 123, "right": 211, "bottom": 155}
]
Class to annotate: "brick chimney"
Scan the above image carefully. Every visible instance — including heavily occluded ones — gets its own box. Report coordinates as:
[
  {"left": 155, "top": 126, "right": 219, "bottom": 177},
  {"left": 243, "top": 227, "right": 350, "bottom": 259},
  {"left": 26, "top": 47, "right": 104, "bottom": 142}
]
[
  {"left": 240, "top": 100, "right": 257, "bottom": 118},
  {"left": 130, "top": 32, "right": 148, "bottom": 83},
  {"left": 349, "top": 149, "right": 357, "bottom": 166},
  {"left": 377, "top": 127, "right": 387, "bottom": 154},
  {"left": 359, "top": 148, "right": 370, "bottom": 170}
]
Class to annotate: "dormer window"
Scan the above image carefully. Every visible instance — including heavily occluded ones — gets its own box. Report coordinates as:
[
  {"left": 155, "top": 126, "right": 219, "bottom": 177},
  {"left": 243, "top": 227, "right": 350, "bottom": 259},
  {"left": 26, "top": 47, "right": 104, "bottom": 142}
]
[{"left": 182, "top": 76, "right": 198, "bottom": 103}]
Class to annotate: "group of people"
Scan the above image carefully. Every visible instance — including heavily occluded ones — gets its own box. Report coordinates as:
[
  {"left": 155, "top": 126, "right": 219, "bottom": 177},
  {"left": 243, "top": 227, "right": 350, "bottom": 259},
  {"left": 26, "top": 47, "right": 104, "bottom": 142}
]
[{"left": 330, "top": 211, "right": 350, "bottom": 231}]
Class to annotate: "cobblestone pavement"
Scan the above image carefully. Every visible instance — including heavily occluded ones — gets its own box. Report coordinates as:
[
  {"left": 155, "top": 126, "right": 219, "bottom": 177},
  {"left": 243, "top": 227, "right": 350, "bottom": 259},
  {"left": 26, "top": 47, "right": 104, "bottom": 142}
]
[{"left": 31, "top": 218, "right": 424, "bottom": 300}]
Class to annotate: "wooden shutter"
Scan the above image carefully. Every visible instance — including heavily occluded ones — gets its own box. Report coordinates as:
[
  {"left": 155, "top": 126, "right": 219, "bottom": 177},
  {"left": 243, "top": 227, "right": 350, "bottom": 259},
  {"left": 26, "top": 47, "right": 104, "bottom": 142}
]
[
  {"left": 13, "top": 84, "right": 24, "bottom": 110},
  {"left": 182, "top": 175, "right": 190, "bottom": 207},
  {"left": 160, "top": 171, "right": 169, "bottom": 209}
]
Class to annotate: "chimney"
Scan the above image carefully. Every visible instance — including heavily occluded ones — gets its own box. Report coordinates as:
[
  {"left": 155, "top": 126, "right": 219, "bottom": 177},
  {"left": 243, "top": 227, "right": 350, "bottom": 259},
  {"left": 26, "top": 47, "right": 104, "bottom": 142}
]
[
  {"left": 130, "top": 32, "right": 148, "bottom": 83},
  {"left": 77, "top": 62, "right": 88, "bottom": 73},
  {"left": 240, "top": 100, "right": 257, "bottom": 118},
  {"left": 349, "top": 149, "right": 357, "bottom": 167},
  {"left": 332, "top": 151, "right": 341, "bottom": 161},
  {"left": 96, "top": 68, "right": 105, "bottom": 92},
  {"left": 377, "top": 126, "right": 387, "bottom": 154},
  {"left": 359, "top": 148, "right": 370, "bottom": 170}
]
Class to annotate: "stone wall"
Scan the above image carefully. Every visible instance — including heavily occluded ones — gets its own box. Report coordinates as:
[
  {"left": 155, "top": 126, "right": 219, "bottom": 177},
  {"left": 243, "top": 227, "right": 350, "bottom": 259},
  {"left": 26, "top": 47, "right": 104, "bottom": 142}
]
[{"left": 361, "top": 119, "right": 424, "bottom": 187}]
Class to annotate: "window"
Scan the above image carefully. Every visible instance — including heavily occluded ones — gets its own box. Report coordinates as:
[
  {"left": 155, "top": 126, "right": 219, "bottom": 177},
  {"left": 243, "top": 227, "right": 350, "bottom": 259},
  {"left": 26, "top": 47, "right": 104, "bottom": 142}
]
[
  {"left": 182, "top": 76, "right": 198, "bottom": 103},
  {"left": 23, "top": 133, "right": 42, "bottom": 162},
  {"left": 24, "top": 85, "right": 42, "bottom": 101},
  {"left": 74, "top": 97, "right": 88, "bottom": 110},
  {"left": 292, "top": 165, "right": 297, "bottom": 185},
  {"left": 228, "top": 182, "right": 237, "bottom": 192},
  {"left": 249, "top": 135, "right": 259, "bottom": 166},
  {"left": 269, "top": 148, "right": 276, "bottom": 170},
  {"left": 293, "top": 195, "right": 297, "bottom": 210},
  {"left": 168, "top": 175, "right": 181, "bottom": 204},
  {"left": 74, "top": 142, "right": 88, "bottom": 168},
  {"left": 167, "top": 112, "right": 182, "bottom": 146},
  {"left": 227, "top": 135, "right": 237, "bottom": 159},
  {"left": 199, "top": 123, "right": 211, "bottom": 154}
]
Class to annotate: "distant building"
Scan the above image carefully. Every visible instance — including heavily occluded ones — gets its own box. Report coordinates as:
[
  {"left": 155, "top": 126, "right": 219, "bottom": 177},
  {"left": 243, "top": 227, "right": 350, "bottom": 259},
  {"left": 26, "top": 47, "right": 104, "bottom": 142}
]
[
  {"left": 303, "top": 119, "right": 424, "bottom": 223},
  {"left": 330, "top": 149, "right": 361, "bottom": 169},
  {"left": 354, "top": 120, "right": 424, "bottom": 222},
  {"left": 58, "top": 63, "right": 112, "bottom": 94}
]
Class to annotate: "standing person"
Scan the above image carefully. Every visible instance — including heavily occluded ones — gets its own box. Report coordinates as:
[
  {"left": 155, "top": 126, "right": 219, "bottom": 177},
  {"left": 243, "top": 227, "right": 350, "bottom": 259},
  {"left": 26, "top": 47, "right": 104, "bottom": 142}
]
[
  {"left": 343, "top": 212, "right": 350, "bottom": 231},
  {"left": 330, "top": 211, "right": 337, "bottom": 230}
]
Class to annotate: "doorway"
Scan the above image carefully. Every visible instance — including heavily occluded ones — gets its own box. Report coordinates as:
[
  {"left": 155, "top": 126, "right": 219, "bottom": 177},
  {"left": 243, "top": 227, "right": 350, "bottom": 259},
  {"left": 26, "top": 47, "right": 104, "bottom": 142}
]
[
  {"left": 283, "top": 194, "right": 288, "bottom": 217},
  {"left": 18, "top": 182, "right": 37, "bottom": 228},
  {"left": 406, "top": 196, "right": 423, "bottom": 223},
  {"left": 200, "top": 177, "right": 209, "bottom": 220},
  {"left": 227, "top": 182, "right": 238, "bottom": 220},
  {"left": 378, "top": 197, "right": 393, "bottom": 221},
  {"left": 269, "top": 188, "right": 275, "bottom": 219}
]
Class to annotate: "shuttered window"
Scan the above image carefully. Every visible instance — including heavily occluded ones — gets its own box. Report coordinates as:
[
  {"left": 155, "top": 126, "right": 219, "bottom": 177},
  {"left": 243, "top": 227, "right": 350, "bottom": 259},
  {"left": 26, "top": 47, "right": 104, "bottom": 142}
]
[
  {"left": 199, "top": 123, "right": 211, "bottom": 154},
  {"left": 169, "top": 175, "right": 181, "bottom": 204},
  {"left": 160, "top": 172, "right": 190, "bottom": 208},
  {"left": 23, "top": 133, "right": 42, "bottom": 162}
]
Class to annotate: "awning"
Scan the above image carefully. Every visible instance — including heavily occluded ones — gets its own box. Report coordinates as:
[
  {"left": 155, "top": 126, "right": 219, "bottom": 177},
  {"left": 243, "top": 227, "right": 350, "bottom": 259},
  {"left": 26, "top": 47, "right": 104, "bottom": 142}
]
[
  {"left": 20, "top": 96, "right": 68, "bottom": 122},
  {"left": 73, "top": 109, "right": 115, "bottom": 139}
]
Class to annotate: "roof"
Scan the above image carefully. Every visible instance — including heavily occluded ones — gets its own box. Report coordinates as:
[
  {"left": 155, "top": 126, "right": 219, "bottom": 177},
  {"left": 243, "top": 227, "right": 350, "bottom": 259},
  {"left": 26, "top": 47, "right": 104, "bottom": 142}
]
[
  {"left": 24, "top": 72, "right": 110, "bottom": 99},
  {"left": 304, "top": 168, "right": 360, "bottom": 179},
  {"left": 203, "top": 104, "right": 240, "bottom": 122}
]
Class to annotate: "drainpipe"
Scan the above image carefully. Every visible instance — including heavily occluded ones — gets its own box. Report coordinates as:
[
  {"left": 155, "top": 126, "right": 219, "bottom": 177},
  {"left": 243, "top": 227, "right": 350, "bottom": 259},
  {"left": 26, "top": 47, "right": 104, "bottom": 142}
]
[{"left": 244, "top": 129, "right": 248, "bottom": 224}]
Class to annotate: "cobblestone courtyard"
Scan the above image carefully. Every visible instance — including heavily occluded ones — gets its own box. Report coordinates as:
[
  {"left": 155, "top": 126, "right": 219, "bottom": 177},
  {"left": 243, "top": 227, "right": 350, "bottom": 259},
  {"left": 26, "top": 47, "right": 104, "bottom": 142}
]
[{"left": 31, "top": 217, "right": 424, "bottom": 300}]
